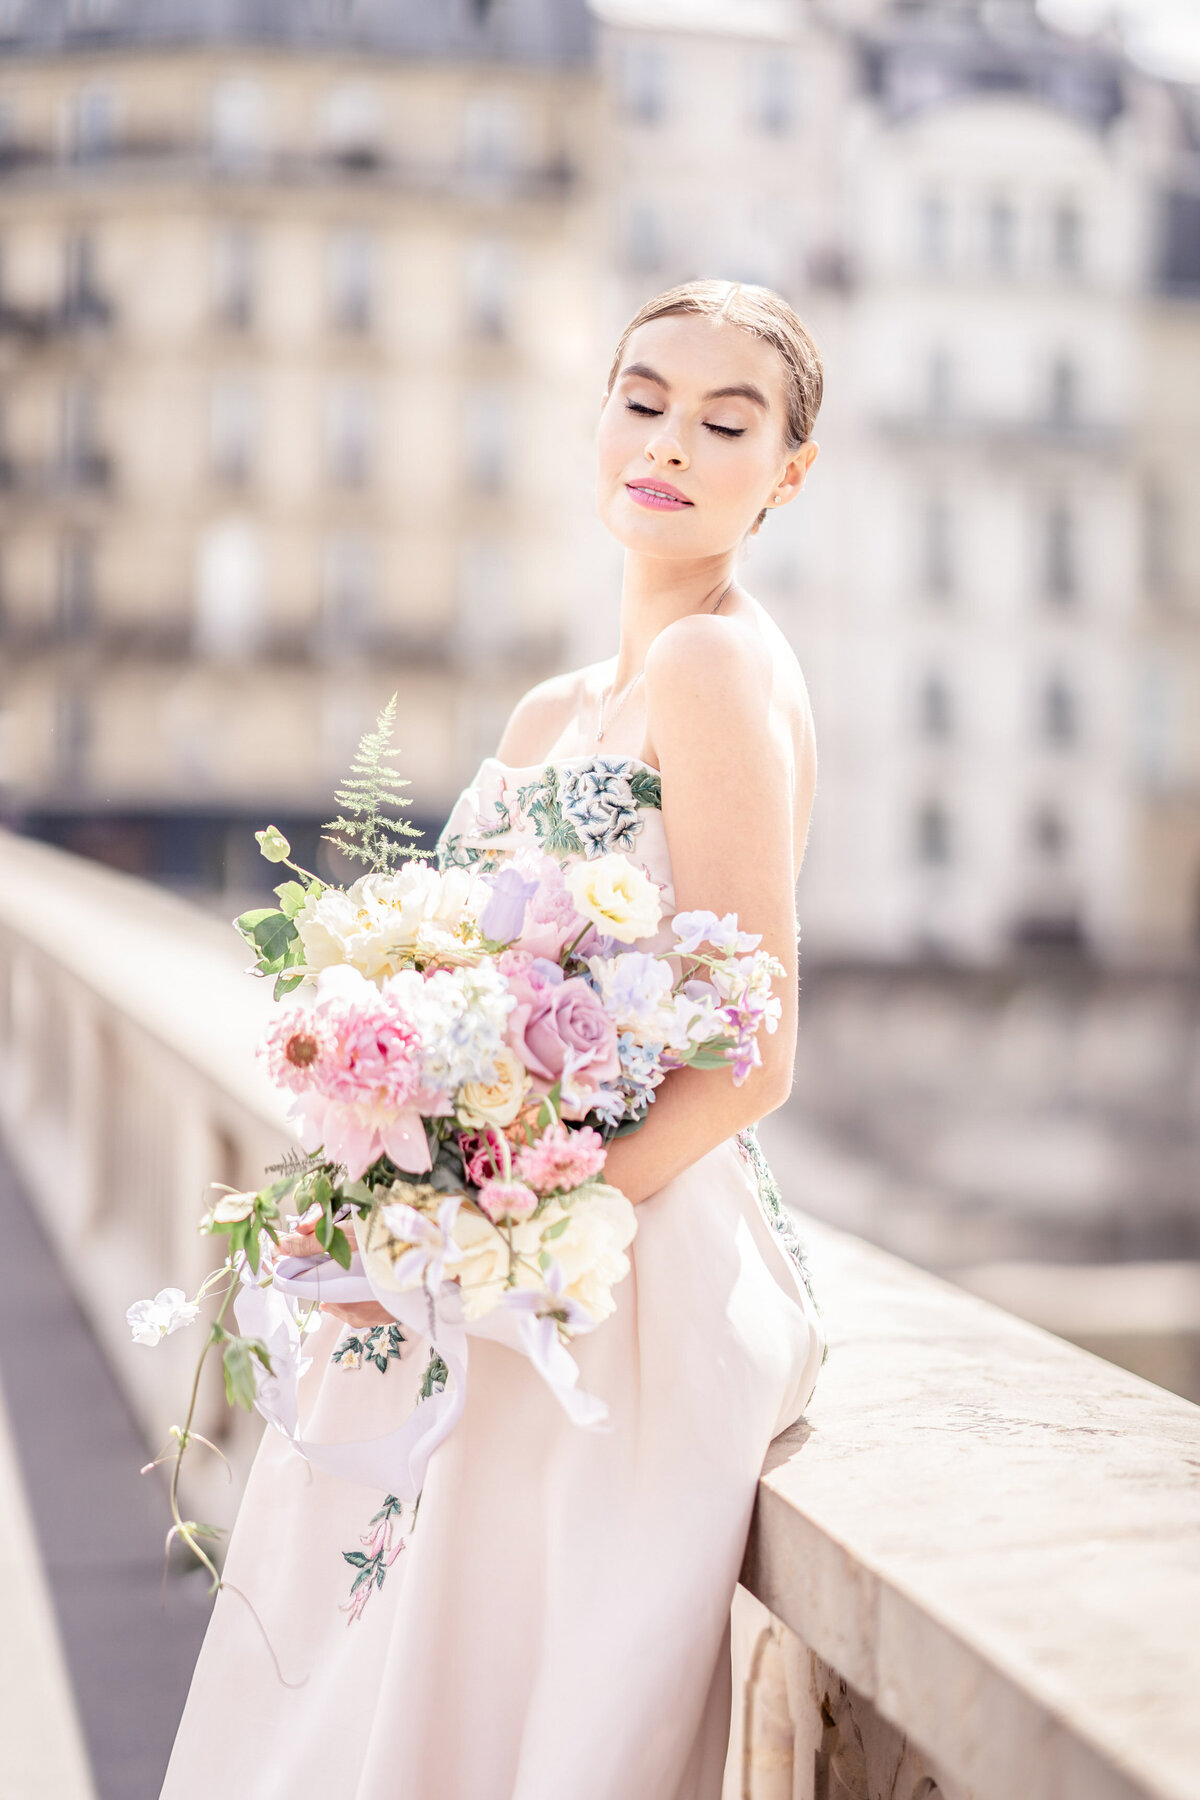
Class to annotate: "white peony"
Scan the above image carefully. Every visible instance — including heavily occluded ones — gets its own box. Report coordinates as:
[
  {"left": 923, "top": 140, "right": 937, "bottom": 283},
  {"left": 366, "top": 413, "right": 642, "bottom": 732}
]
[
  {"left": 295, "top": 863, "right": 492, "bottom": 983},
  {"left": 539, "top": 1183, "right": 637, "bottom": 1324}
]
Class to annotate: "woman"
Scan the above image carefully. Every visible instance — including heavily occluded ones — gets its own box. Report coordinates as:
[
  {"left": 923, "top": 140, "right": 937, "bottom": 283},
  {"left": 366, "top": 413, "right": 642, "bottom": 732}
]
[{"left": 162, "top": 278, "right": 826, "bottom": 1800}]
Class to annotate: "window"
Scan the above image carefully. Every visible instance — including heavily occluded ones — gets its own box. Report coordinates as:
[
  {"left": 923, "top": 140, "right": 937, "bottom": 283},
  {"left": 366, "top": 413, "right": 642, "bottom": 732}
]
[
  {"left": 463, "top": 92, "right": 520, "bottom": 178},
  {"left": 917, "top": 671, "right": 953, "bottom": 739},
  {"left": 1048, "top": 355, "right": 1079, "bottom": 426},
  {"left": 321, "top": 84, "right": 381, "bottom": 167},
  {"left": 1143, "top": 480, "right": 1176, "bottom": 599},
  {"left": 750, "top": 51, "right": 795, "bottom": 135},
  {"left": 194, "top": 517, "right": 263, "bottom": 658},
  {"left": 68, "top": 86, "right": 114, "bottom": 162},
  {"left": 1041, "top": 673, "right": 1078, "bottom": 747},
  {"left": 324, "top": 382, "right": 374, "bottom": 489},
  {"left": 926, "top": 348, "right": 954, "bottom": 417},
  {"left": 456, "top": 536, "right": 512, "bottom": 653},
  {"left": 1029, "top": 803, "right": 1069, "bottom": 862},
  {"left": 326, "top": 228, "right": 374, "bottom": 334},
  {"left": 917, "top": 190, "right": 950, "bottom": 272},
  {"left": 920, "top": 496, "right": 954, "bottom": 598},
  {"left": 209, "top": 379, "right": 256, "bottom": 486},
  {"left": 1043, "top": 500, "right": 1077, "bottom": 603},
  {"left": 619, "top": 42, "right": 667, "bottom": 125},
  {"left": 62, "top": 230, "right": 106, "bottom": 324},
  {"left": 464, "top": 235, "right": 513, "bottom": 340},
  {"left": 319, "top": 533, "right": 376, "bottom": 652},
  {"left": 624, "top": 201, "right": 663, "bottom": 275},
  {"left": 1051, "top": 202, "right": 1082, "bottom": 276},
  {"left": 915, "top": 797, "right": 952, "bottom": 866},
  {"left": 463, "top": 385, "right": 510, "bottom": 495},
  {"left": 54, "top": 681, "right": 90, "bottom": 786},
  {"left": 211, "top": 77, "right": 266, "bottom": 170},
  {"left": 60, "top": 380, "right": 103, "bottom": 483},
  {"left": 212, "top": 224, "right": 256, "bottom": 331},
  {"left": 985, "top": 196, "right": 1016, "bottom": 273},
  {"left": 57, "top": 530, "right": 94, "bottom": 637}
]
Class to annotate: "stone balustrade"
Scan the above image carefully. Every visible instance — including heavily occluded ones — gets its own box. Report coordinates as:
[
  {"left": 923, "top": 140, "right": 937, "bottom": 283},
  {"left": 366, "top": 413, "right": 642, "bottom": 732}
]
[{"left": 0, "top": 828, "right": 1198, "bottom": 1800}]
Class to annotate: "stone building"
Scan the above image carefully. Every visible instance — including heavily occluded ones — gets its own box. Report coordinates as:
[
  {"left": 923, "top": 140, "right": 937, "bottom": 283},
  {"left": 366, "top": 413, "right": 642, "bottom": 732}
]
[
  {"left": 593, "top": 0, "right": 1200, "bottom": 966},
  {"left": 0, "top": 0, "right": 602, "bottom": 887}
]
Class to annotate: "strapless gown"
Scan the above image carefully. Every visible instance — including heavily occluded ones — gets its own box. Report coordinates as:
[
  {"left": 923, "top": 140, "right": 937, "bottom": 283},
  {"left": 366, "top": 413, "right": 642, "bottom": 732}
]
[{"left": 161, "top": 752, "right": 826, "bottom": 1800}]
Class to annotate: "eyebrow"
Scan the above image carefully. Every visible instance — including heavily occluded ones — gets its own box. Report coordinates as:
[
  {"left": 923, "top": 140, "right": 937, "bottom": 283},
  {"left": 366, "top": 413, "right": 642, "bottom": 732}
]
[{"left": 619, "top": 361, "right": 770, "bottom": 412}]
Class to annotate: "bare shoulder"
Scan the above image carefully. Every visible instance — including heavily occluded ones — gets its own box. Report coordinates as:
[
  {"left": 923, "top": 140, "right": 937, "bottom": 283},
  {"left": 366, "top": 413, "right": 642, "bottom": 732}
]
[
  {"left": 643, "top": 612, "right": 780, "bottom": 771},
  {"left": 491, "top": 664, "right": 604, "bottom": 765}
]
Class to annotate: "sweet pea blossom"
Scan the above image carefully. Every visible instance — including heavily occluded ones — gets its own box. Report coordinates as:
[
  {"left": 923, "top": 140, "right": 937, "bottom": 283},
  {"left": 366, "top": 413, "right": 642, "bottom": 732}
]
[
  {"left": 127, "top": 1288, "right": 201, "bottom": 1347},
  {"left": 478, "top": 867, "right": 540, "bottom": 945},
  {"left": 672, "top": 910, "right": 762, "bottom": 957}
]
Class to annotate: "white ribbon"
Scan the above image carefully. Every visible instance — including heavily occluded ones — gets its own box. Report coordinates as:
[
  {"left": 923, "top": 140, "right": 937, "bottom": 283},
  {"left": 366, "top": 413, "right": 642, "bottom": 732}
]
[{"left": 233, "top": 1248, "right": 607, "bottom": 1500}]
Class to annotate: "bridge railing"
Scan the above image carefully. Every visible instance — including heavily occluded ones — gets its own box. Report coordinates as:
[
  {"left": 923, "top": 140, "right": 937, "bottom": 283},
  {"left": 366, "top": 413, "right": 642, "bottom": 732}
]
[{"left": 1, "top": 828, "right": 1197, "bottom": 1800}]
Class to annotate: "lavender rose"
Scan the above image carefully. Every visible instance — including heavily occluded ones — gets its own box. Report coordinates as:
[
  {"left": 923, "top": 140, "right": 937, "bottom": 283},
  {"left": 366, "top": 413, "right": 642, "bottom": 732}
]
[{"left": 508, "top": 975, "right": 621, "bottom": 1119}]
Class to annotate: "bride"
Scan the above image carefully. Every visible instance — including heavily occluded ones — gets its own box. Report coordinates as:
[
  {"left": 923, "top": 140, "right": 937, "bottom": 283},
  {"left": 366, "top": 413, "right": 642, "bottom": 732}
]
[{"left": 162, "top": 277, "right": 827, "bottom": 1800}]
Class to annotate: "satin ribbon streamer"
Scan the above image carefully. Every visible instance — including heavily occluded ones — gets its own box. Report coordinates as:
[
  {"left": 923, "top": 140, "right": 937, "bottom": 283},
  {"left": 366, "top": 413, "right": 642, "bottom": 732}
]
[{"left": 233, "top": 1250, "right": 607, "bottom": 1501}]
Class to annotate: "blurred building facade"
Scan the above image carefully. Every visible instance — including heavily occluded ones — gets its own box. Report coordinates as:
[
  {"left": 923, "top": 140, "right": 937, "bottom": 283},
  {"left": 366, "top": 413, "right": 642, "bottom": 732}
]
[
  {"left": 0, "top": 0, "right": 602, "bottom": 888},
  {"left": 1, "top": 0, "right": 1199, "bottom": 968},
  {"left": 596, "top": 0, "right": 1200, "bottom": 967}
]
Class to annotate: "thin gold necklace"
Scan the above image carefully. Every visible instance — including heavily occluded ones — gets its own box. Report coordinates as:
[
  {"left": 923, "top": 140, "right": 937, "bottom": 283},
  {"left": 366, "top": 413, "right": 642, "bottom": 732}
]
[{"left": 594, "top": 579, "right": 734, "bottom": 745}]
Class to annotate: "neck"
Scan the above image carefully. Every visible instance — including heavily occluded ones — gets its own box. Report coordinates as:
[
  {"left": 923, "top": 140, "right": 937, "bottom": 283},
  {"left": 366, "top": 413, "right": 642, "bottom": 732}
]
[{"left": 608, "top": 549, "right": 738, "bottom": 689}]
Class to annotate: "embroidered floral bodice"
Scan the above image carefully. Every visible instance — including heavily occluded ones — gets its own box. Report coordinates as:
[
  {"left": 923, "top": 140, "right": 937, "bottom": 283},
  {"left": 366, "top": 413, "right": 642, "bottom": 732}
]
[{"left": 435, "top": 752, "right": 675, "bottom": 926}]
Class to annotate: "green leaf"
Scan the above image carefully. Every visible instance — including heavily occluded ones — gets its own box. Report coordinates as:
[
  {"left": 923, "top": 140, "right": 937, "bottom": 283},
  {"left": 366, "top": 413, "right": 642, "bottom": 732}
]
[
  {"left": 542, "top": 1215, "right": 570, "bottom": 1242},
  {"left": 326, "top": 1226, "right": 353, "bottom": 1271},
  {"left": 273, "top": 971, "right": 304, "bottom": 1001},
  {"left": 273, "top": 880, "right": 310, "bottom": 920},
  {"left": 249, "top": 911, "right": 298, "bottom": 965},
  {"left": 222, "top": 1337, "right": 260, "bottom": 1411}
]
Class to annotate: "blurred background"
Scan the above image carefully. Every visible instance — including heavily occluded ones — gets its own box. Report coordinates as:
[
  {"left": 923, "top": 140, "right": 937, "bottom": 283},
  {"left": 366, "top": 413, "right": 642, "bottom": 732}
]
[{"left": 0, "top": 0, "right": 1198, "bottom": 1791}]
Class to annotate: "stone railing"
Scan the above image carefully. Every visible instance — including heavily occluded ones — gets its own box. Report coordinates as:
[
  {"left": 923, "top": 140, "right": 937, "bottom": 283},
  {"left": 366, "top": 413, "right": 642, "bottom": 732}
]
[{"left": 0, "top": 829, "right": 1197, "bottom": 1800}]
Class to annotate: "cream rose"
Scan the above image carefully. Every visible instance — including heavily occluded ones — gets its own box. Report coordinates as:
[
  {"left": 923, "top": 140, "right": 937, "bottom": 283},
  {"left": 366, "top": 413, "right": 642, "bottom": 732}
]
[
  {"left": 451, "top": 1206, "right": 521, "bottom": 1320},
  {"left": 564, "top": 854, "right": 662, "bottom": 946},
  {"left": 455, "top": 1046, "right": 530, "bottom": 1131}
]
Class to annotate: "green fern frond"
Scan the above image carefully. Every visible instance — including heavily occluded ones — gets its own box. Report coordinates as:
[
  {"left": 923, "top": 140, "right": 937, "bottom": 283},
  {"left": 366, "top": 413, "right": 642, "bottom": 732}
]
[{"left": 321, "top": 694, "right": 431, "bottom": 874}]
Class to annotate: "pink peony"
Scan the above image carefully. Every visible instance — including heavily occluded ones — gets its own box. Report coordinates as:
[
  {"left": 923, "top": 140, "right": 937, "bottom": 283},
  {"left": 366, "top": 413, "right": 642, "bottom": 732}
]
[
  {"left": 475, "top": 1178, "right": 539, "bottom": 1224},
  {"left": 515, "top": 1120, "right": 607, "bottom": 1195},
  {"left": 505, "top": 975, "right": 620, "bottom": 1121}
]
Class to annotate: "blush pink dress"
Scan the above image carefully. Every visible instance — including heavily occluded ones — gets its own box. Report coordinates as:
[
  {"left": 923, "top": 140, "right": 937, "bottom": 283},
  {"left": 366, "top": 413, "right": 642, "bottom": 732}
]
[{"left": 161, "top": 753, "right": 826, "bottom": 1800}]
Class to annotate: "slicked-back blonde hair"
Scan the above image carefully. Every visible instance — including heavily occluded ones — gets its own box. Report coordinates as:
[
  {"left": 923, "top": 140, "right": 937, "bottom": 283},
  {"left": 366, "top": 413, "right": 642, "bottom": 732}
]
[{"left": 604, "top": 278, "right": 824, "bottom": 534}]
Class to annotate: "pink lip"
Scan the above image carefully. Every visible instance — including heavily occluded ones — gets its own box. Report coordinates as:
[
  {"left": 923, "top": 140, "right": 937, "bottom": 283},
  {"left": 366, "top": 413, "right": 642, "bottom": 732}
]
[{"left": 625, "top": 480, "right": 693, "bottom": 511}]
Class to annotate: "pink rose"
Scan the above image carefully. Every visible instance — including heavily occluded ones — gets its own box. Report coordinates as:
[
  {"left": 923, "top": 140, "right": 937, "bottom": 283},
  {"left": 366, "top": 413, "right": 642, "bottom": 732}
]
[{"left": 507, "top": 975, "right": 620, "bottom": 1120}]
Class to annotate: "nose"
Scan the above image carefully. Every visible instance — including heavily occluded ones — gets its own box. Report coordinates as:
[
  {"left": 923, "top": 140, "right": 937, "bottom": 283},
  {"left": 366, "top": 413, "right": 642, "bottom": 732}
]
[{"left": 644, "top": 423, "right": 688, "bottom": 470}]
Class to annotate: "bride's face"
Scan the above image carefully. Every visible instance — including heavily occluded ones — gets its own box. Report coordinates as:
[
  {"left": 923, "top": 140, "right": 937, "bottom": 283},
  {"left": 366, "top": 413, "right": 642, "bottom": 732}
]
[{"left": 595, "top": 312, "right": 810, "bottom": 557}]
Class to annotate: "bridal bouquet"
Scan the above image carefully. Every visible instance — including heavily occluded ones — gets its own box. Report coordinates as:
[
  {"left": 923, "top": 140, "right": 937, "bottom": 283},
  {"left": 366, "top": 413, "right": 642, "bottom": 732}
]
[{"left": 129, "top": 700, "right": 785, "bottom": 1588}]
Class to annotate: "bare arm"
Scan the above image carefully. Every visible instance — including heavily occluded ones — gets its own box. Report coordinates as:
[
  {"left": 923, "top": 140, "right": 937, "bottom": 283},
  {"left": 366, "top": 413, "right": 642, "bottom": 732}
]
[{"left": 600, "top": 615, "right": 803, "bottom": 1206}]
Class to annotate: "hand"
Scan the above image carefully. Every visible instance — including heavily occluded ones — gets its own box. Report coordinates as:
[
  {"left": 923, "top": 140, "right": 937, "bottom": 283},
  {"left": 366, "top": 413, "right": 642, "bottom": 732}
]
[{"left": 275, "top": 1211, "right": 394, "bottom": 1329}]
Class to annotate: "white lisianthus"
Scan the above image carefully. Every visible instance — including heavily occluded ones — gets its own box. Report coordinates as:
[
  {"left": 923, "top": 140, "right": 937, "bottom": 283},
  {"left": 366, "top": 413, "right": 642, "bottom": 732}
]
[
  {"left": 295, "top": 863, "right": 492, "bottom": 983},
  {"left": 564, "top": 854, "right": 662, "bottom": 946},
  {"left": 584, "top": 951, "right": 675, "bottom": 1037},
  {"left": 659, "top": 988, "right": 727, "bottom": 1053},
  {"left": 200, "top": 1189, "right": 257, "bottom": 1231},
  {"left": 126, "top": 1288, "right": 201, "bottom": 1347},
  {"left": 455, "top": 1045, "right": 530, "bottom": 1131}
]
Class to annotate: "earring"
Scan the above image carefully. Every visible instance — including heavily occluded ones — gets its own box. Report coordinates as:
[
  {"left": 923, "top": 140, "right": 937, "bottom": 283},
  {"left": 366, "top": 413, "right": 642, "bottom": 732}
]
[{"left": 773, "top": 493, "right": 783, "bottom": 504}]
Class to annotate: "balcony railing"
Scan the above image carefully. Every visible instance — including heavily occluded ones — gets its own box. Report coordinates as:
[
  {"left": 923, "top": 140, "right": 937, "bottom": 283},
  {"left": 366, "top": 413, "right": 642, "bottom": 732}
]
[{"left": 0, "top": 826, "right": 1197, "bottom": 1800}]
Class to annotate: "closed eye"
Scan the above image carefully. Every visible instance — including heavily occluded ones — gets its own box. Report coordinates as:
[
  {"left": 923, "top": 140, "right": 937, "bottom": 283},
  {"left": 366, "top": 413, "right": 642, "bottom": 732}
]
[{"left": 625, "top": 400, "right": 745, "bottom": 439}]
